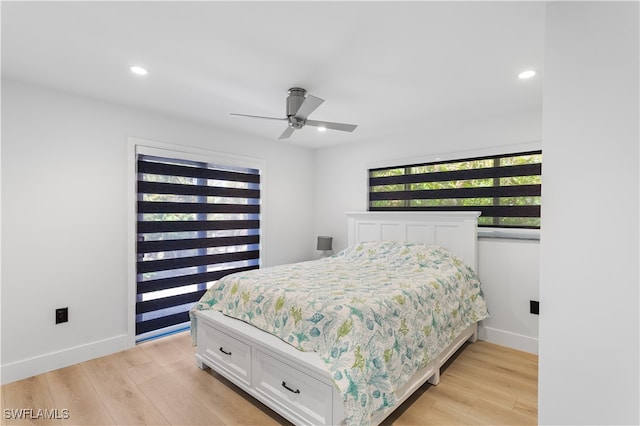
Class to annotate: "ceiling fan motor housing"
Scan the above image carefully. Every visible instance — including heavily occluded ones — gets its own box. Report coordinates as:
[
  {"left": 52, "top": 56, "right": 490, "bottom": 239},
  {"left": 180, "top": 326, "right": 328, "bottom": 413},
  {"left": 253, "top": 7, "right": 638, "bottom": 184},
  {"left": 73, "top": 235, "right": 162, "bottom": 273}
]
[{"left": 286, "top": 87, "right": 307, "bottom": 118}]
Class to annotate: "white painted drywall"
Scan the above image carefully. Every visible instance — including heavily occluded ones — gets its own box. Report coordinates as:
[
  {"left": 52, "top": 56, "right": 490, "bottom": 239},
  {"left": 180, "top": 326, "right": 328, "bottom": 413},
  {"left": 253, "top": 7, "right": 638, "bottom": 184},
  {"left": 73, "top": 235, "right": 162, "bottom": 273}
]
[
  {"left": 539, "top": 2, "right": 639, "bottom": 424},
  {"left": 313, "top": 110, "right": 543, "bottom": 353},
  {"left": 478, "top": 238, "right": 539, "bottom": 353},
  {"left": 1, "top": 79, "right": 315, "bottom": 384}
]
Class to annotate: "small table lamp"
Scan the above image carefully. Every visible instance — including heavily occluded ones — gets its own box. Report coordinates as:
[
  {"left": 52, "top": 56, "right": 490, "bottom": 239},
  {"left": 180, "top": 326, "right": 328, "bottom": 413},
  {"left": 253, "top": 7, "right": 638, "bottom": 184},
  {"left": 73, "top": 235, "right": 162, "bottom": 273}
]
[{"left": 317, "top": 236, "right": 333, "bottom": 258}]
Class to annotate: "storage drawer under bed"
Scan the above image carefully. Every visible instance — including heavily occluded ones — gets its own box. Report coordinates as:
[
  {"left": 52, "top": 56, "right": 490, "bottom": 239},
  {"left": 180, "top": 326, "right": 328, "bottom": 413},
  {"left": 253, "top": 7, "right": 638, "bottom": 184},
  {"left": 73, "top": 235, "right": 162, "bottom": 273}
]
[
  {"left": 253, "top": 349, "right": 334, "bottom": 426},
  {"left": 198, "top": 322, "right": 252, "bottom": 388}
]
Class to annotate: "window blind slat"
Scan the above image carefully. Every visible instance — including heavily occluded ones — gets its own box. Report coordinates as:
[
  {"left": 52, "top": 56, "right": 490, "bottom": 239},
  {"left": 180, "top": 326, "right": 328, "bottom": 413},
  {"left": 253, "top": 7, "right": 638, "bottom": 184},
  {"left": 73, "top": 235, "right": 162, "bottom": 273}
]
[
  {"left": 369, "top": 184, "right": 541, "bottom": 201},
  {"left": 369, "top": 163, "right": 542, "bottom": 186},
  {"left": 138, "top": 235, "right": 260, "bottom": 254},
  {"left": 137, "top": 220, "right": 260, "bottom": 234},
  {"left": 138, "top": 159, "right": 260, "bottom": 183},
  {"left": 137, "top": 250, "right": 260, "bottom": 274},
  {"left": 138, "top": 201, "right": 260, "bottom": 215},
  {"left": 137, "top": 265, "right": 259, "bottom": 295},
  {"left": 137, "top": 181, "right": 259, "bottom": 199},
  {"left": 370, "top": 205, "right": 541, "bottom": 218}
]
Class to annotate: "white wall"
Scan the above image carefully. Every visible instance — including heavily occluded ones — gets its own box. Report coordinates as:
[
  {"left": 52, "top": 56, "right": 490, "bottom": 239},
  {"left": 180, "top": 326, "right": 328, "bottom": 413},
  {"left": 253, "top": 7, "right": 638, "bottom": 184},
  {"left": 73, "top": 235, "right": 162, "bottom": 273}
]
[
  {"left": 478, "top": 238, "right": 539, "bottom": 353},
  {"left": 539, "top": 2, "right": 639, "bottom": 425},
  {"left": 314, "top": 110, "right": 542, "bottom": 354},
  {"left": 1, "top": 79, "right": 316, "bottom": 384}
]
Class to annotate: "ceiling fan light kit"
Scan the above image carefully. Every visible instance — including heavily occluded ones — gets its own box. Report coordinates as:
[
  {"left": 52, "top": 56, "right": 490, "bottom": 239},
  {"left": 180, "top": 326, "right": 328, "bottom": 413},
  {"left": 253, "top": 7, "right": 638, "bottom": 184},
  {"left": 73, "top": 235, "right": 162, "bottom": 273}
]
[{"left": 231, "top": 87, "right": 357, "bottom": 140}]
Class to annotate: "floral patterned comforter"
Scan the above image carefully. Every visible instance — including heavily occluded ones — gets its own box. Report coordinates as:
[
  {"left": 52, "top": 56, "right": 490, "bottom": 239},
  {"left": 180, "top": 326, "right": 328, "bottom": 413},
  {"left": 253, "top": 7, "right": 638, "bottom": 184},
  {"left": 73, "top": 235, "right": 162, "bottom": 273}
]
[{"left": 190, "top": 241, "right": 489, "bottom": 425}]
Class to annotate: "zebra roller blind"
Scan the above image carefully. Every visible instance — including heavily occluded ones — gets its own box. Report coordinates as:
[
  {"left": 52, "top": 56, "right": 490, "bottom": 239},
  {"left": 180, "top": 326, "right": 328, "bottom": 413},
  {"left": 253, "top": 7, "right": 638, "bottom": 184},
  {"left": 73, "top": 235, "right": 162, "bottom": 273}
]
[
  {"left": 369, "top": 150, "right": 542, "bottom": 229},
  {"left": 136, "top": 154, "right": 260, "bottom": 341}
]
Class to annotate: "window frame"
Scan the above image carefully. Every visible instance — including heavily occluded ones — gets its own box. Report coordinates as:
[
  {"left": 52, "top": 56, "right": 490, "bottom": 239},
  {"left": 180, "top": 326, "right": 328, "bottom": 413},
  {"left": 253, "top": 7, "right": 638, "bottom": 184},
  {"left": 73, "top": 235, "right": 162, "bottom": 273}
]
[
  {"left": 366, "top": 144, "right": 542, "bottom": 240},
  {"left": 127, "top": 138, "right": 266, "bottom": 346}
]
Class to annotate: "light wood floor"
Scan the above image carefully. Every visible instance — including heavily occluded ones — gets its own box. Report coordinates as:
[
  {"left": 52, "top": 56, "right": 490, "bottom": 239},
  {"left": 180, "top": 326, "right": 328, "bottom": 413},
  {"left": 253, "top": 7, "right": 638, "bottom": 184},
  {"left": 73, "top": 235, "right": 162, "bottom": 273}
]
[{"left": 1, "top": 332, "right": 537, "bottom": 425}]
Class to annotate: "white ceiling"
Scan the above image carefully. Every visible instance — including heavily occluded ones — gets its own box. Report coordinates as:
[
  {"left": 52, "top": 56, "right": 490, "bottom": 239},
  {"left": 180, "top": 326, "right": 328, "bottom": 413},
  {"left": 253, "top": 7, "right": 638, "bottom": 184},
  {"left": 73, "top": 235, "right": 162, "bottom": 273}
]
[{"left": 1, "top": 1, "right": 546, "bottom": 149}]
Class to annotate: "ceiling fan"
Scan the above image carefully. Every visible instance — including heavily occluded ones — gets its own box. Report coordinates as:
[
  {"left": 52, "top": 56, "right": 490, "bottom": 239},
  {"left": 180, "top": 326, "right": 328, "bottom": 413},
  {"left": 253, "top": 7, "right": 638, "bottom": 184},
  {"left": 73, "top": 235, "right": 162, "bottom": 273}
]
[{"left": 231, "top": 87, "right": 358, "bottom": 140}]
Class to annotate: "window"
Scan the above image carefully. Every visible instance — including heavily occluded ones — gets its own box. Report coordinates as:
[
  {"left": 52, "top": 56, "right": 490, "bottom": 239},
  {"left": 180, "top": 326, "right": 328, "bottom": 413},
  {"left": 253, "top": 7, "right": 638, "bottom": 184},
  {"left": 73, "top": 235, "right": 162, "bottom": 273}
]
[
  {"left": 136, "top": 154, "right": 260, "bottom": 342},
  {"left": 369, "top": 150, "right": 542, "bottom": 229}
]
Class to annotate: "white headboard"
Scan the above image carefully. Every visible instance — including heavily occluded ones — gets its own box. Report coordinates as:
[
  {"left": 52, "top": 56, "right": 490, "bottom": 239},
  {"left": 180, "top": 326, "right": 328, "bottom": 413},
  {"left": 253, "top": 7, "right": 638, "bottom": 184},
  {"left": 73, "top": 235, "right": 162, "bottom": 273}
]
[{"left": 346, "top": 211, "right": 480, "bottom": 271}]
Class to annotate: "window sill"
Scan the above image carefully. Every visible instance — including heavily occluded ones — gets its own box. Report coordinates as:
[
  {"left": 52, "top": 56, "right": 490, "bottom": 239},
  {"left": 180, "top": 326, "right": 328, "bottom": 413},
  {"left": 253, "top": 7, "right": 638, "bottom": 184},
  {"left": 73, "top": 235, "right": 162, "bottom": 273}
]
[{"left": 478, "top": 228, "right": 540, "bottom": 241}]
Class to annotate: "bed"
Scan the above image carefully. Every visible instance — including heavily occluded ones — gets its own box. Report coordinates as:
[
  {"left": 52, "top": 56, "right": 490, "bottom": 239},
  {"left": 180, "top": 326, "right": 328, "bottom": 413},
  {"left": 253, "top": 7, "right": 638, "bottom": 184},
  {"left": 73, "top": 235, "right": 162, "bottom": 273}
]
[{"left": 190, "top": 211, "right": 489, "bottom": 425}]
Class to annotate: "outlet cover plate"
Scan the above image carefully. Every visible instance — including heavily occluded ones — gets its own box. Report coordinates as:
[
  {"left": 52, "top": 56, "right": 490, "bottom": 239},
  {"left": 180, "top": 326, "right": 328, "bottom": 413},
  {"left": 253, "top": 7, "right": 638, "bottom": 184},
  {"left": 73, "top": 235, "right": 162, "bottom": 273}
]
[
  {"left": 529, "top": 300, "right": 539, "bottom": 315},
  {"left": 56, "top": 307, "right": 68, "bottom": 324}
]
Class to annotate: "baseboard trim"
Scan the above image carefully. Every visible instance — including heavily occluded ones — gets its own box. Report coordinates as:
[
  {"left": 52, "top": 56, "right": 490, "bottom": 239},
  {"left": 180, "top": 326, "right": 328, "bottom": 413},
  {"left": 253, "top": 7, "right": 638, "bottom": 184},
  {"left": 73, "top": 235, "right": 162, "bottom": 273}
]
[
  {"left": 478, "top": 325, "right": 538, "bottom": 354},
  {"left": 1, "top": 334, "right": 129, "bottom": 385}
]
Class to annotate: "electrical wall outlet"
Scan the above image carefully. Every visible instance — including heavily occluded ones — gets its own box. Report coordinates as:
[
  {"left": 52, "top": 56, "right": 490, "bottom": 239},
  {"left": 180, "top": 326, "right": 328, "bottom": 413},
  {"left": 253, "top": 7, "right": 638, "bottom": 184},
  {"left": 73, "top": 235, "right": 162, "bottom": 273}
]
[
  {"left": 56, "top": 307, "right": 68, "bottom": 324},
  {"left": 529, "top": 300, "right": 539, "bottom": 315}
]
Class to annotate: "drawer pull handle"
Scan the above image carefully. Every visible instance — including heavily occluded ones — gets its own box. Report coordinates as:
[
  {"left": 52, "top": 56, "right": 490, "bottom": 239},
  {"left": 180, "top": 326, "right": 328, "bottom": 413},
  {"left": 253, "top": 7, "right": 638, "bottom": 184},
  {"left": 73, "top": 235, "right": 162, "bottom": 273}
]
[
  {"left": 219, "top": 347, "right": 232, "bottom": 356},
  {"left": 281, "top": 381, "right": 300, "bottom": 394}
]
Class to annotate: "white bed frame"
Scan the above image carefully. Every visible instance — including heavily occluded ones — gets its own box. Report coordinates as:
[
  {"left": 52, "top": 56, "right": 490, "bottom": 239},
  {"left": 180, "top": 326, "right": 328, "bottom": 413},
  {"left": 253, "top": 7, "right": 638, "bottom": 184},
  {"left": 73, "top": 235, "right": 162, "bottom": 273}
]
[{"left": 195, "top": 211, "right": 481, "bottom": 425}]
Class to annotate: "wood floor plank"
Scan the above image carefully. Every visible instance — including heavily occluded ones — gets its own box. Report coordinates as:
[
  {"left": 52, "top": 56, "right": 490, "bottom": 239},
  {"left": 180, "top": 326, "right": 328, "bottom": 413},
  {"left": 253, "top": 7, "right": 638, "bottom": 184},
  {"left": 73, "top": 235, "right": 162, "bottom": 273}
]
[
  {"left": 3, "top": 376, "right": 61, "bottom": 426},
  {"left": 138, "top": 336, "right": 186, "bottom": 368},
  {"left": 82, "top": 356, "right": 168, "bottom": 425},
  {"left": 441, "top": 370, "right": 519, "bottom": 411},
  {"left": 390, "top": 400, "right": 486, "bottom": 426},
  {"left": 419, "top": 379, "right": 479, "bottom": 413},
  {"left": 381, "top": 395, "right": 437, "bottom": 426},
  {"left": 44, "top": 364, "right": 114, "bottom": 425},
  {"left": 469, "top": 398, "right": 536, "bottom": 425},
  {"left": 461, "top": 343, "right": 538, "bottom": 387},
  {"left": 134, "top": 370, "right": 226, "bottom": 425},
  {"left": 110, "top": 345, "right": 154, "bottom": 372},
  {"left": 513, "top": 395, "right": 538, "bottom": 418},
  {"left": 166, "top": 331, "right": 197, "bottom": 358}
]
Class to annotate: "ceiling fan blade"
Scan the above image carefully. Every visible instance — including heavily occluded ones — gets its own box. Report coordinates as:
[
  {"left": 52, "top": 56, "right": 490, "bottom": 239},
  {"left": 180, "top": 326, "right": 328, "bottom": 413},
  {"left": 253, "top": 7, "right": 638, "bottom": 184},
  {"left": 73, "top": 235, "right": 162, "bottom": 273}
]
[
  {"left": 279, "top": 126, "right": 295, "bottom": 139},
  {"left": 293, "top": 94, "right": 324, "bottom": 119},
  {"left": 306, "top": 119, "right": 358, "bottom": 133},
  {"left": 230, "top": 113, "right": 286, "bottom": 121}
]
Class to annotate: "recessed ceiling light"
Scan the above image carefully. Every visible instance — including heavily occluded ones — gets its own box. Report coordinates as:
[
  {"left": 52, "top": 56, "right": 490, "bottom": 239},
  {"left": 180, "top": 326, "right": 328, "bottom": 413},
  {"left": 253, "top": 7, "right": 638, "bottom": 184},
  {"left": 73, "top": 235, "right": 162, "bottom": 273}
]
[
  {"left": 130, "top": 65, "right": 148, "bottom": 76},
  {"left": 518, "top": 69, "right": 536, "bottom": 79},
  {"left": 317, "top": 126, "right": 327, "bottom": 132}
]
